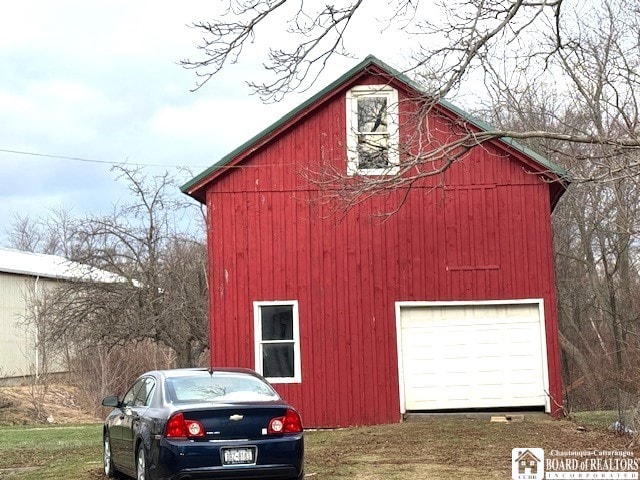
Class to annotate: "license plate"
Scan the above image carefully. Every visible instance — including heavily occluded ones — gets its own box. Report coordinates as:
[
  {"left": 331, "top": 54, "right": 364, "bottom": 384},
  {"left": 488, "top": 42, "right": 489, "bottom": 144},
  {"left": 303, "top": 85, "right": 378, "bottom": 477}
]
[{"left": 221, "top": 447, "right": 256, "bottom": 465}]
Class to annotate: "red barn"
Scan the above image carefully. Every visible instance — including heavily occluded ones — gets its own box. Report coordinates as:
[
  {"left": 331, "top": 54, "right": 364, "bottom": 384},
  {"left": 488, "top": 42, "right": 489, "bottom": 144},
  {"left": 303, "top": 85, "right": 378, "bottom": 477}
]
[{"left": 182, "top": 56, "right": 568, "bottom": 427}]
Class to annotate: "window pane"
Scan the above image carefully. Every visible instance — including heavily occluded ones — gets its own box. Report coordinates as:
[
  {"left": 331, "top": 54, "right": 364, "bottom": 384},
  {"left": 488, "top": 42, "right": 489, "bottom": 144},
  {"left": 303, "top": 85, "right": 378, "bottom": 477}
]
[
  {"left": 358, "top": 134, "right": 389, "bottom": 168},
  {"left": 358, "top": 96, "right": 388, "bottom": 133},
  {"left": 122, "top": 379, "right": 144, "bottom": 406},
  {"left": 261, "top": 305, "right": 294, "bottom": 340},
  {"left": 263, "top": 343, "right": 295, "bottom": 378},
  {"left": 166, "top": 373, "right": 279, "bottom": 403},
  {"left": 133, "top": 378, "right": 155, "bottom": 407}
]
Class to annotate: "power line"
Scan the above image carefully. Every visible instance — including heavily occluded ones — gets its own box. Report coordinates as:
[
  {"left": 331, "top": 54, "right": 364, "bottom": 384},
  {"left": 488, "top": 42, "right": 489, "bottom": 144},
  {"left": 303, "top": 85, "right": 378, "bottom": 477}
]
[
  {"left": 0, "top": 147, "right": 299, "bottom": 169},
  {"left": 0, "top": 148, "right": 209, "bottom": 169}
]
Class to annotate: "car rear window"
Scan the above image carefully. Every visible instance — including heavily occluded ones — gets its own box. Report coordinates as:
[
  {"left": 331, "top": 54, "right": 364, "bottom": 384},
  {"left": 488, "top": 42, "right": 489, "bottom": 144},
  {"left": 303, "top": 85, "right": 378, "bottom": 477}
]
[{"left": 165, "top": 373, "right": 280, "bottom": 404}]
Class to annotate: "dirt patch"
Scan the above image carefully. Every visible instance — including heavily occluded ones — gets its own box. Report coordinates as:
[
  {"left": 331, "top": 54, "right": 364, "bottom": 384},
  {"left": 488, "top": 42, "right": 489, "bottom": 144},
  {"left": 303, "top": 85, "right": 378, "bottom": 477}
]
[
  {"left": 304, "top": 416, "right": 640, "bottom": 479},
  {"left": 0, "top": 466, "right": 40, "bottom": 477},
  {"left": 0, "top": 384, "right": 99, "bottom": 425}
]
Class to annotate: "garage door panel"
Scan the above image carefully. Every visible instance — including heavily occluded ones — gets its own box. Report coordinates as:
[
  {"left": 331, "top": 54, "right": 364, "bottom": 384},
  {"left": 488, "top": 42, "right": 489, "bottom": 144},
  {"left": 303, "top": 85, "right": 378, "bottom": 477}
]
[
  {"left": 399, "top": 303, "right": 547, "bottom": 411},
  {"left": 476, "top": 385, "right": 503, "bottom": 400}
]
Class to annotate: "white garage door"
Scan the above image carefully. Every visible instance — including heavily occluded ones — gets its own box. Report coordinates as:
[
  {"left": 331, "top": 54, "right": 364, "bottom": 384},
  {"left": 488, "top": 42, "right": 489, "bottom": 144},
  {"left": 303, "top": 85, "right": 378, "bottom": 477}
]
[{"left": 397, "top": 302, "right": 549, "bottom": 412}]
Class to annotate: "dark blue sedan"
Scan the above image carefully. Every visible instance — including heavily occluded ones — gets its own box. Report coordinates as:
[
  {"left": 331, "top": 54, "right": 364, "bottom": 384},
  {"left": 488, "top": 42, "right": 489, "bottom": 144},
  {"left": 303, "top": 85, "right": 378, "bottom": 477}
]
[{"left": 101, "top": 368, "right": 304, "bottom": 480}]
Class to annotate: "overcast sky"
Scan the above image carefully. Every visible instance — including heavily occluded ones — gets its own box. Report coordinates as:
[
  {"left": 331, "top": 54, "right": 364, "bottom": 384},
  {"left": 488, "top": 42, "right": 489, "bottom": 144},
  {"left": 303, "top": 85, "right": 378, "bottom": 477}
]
[{"left": 0, "top": 1, "right": 419, "bottom": 247}]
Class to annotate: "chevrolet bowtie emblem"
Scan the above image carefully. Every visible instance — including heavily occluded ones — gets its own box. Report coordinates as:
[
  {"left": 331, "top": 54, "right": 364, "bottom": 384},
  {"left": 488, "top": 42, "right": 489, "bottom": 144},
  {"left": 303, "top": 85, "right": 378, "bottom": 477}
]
[{"left": 229, "top": 414, "right": 244, "bottom": 421}]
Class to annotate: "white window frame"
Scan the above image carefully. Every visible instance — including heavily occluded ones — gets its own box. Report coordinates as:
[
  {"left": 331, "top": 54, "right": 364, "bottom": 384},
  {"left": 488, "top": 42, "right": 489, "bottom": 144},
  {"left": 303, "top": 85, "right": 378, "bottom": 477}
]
[
  {"left": 346, "top": 85, "right": 400, "bottom": 176},
  {"left": 253, "top": 300, "right": 301, "bottom": 384}
]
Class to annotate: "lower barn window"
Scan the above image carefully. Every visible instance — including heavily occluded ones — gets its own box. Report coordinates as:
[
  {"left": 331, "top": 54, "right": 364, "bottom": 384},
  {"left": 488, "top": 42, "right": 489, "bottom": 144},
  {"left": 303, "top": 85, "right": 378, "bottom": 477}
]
[{"left": 254, "top": 301, "right": 301, "bottom": 383}]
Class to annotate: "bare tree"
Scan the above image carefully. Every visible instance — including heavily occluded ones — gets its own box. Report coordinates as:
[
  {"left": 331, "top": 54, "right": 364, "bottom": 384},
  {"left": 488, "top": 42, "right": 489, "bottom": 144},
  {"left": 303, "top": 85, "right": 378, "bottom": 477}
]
[
  {"left": 17, "top": 279, "right": 59, "bottom": 421},
  {"left": 479, "top": 30, "right": 640, "bottom": 412},
  {"left": 7, "top": 166, "right": 209, "bottom": 369},
  {"left": 552, "top": 156, "right": 640, "bottom": 410},
  {"left": 8, "top": 206, "right": 80, "bottom": 256},
  {"left": 182, "top": 0, "right": 640, "bottom": 192}
]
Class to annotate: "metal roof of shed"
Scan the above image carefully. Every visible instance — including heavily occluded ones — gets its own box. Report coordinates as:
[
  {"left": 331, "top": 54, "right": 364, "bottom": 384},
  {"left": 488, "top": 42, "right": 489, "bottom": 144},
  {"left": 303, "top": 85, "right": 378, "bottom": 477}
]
[{"left": 0, "top": 248, "right": 130, "bottom": 284}]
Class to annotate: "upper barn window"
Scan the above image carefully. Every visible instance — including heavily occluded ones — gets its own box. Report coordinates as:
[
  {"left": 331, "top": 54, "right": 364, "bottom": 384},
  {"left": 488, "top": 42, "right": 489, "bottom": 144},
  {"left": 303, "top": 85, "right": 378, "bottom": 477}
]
[{"left": 346, "top": 85, "right": 399, "bottom": 175}]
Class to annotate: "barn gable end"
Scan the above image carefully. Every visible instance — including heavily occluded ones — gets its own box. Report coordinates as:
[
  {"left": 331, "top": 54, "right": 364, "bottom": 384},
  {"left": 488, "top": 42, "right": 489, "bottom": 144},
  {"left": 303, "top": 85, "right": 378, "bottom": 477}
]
[{"left": 183, "top": 56, "right": 567, "bottom": 427}]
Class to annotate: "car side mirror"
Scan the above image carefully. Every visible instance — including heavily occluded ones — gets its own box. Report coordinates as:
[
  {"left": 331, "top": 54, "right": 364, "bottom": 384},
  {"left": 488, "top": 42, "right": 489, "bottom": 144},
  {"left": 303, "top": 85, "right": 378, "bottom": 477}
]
[{"left": 102, "top": 395, "right": 121, "bottom": 408}]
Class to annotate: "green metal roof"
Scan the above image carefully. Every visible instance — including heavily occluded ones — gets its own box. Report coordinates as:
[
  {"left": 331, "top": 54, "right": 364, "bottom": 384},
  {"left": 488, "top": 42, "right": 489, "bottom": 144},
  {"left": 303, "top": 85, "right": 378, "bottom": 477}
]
[{"left": 181, "top": 55, "right": 568, "bottom": 199}]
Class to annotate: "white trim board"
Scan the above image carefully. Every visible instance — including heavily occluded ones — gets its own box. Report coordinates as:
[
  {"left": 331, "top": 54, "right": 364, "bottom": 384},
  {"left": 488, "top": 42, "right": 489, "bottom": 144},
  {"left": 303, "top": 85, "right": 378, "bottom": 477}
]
[{"left": 253, "top": 300, "right": 302, "bottom": 384}]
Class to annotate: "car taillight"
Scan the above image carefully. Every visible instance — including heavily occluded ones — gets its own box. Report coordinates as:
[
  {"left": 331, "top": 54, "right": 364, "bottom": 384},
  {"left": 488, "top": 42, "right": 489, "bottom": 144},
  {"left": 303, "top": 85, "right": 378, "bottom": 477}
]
[
  {"left": 165, "top": 412, "right": 205, "bottom": 439},
  {"left": 268, "top": 409, "right": 303, "bottom": 434}
]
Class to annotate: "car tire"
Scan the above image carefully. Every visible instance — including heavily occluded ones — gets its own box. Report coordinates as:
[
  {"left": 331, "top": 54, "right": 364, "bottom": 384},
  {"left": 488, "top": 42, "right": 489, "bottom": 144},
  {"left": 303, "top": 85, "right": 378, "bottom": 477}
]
[
  {"left": 103, "top": 433, "right": 117, "bottom": 478},
  {"left": 136, "top": 443, "right": 150, "bottom": 480}
]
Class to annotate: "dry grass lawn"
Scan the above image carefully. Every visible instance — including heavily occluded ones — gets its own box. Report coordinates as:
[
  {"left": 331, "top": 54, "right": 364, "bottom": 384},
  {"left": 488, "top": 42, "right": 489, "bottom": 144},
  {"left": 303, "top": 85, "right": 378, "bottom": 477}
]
[
  {"left": 1, "top": 385, "right": 638, "bottom": 479},
  {"left": 304, "top": 415, "right": 638, "bottom": 479}
]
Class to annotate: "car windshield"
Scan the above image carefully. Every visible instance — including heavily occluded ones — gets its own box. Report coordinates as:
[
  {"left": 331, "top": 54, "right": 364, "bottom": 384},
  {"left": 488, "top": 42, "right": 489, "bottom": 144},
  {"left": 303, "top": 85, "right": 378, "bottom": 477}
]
[{"left": 165, "top": 372, "right": 279, "bottom": 404}]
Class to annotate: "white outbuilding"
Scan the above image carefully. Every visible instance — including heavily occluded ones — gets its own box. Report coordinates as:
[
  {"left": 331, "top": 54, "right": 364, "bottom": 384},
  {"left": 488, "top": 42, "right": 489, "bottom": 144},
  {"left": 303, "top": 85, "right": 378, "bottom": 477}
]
[{"left": 0, "top": 248, "right": 127, "bottom": 384}]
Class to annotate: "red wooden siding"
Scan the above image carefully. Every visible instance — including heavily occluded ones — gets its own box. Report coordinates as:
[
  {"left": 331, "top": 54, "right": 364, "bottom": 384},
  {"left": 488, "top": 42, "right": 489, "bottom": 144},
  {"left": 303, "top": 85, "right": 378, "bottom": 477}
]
[{"left": 204, "top": 73, "right": 563, "bottom": 427}]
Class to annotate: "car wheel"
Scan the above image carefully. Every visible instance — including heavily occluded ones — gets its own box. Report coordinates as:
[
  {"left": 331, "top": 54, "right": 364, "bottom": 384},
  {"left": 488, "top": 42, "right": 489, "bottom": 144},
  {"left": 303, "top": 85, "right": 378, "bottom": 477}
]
[
  {"left": 136, "top": 443, "right": 149, "bottom": 480},
  {"left": 103, "top": 434, "right": 116, "bottom": 478}
]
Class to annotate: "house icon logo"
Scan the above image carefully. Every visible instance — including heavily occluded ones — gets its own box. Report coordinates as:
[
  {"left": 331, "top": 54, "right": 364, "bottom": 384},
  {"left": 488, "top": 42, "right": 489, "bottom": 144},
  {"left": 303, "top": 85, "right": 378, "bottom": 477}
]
[{"left": 512, "top": 448, "right": 544, "bottom": 480}]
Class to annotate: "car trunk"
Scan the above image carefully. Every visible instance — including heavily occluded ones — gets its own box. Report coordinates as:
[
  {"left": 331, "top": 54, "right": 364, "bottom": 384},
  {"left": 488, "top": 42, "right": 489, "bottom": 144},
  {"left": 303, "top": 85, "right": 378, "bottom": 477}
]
[{"left": 182, "top": 404, "right": 289, "bottom": 440}]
